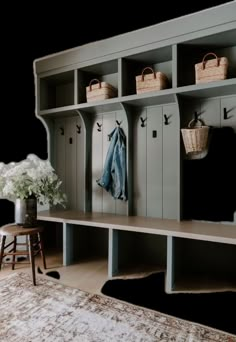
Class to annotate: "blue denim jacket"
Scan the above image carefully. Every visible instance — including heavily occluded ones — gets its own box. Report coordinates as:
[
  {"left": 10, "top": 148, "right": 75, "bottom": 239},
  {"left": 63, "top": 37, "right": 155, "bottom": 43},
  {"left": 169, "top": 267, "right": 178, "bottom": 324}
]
[{"left": 97, "top": 127, "right": 127, "bottom": 200}]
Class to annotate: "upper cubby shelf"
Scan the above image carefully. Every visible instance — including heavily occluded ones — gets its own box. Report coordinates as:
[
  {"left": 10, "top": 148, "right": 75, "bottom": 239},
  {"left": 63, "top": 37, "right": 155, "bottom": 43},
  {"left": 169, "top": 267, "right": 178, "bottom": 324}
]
[
  {"left": 121, "top": 89, "right": 176, "bottom": 107},
  {"left": 177, "top": 29, "right": 236, "bottom": 87},
  {"left": 121, "top": 46, "right": 173, "bottom": 96},
  {"left": 38, "top": 78, "right": 236, "bottom": 118},
  {"left": 77, "top": 98, "right": 123, "bottom": 114},
  {"left": 77, "top": 60, "right": 118, "bottom": 104},
  {"left": 38, "top": 23, "right": 236, "bottom": 118},
  {"left": 40, "top": 70, "right": 74, "bottom": 110},
  {"left": 39, "top": 105, "right": 79, "bottom": 118},
  {"left": 177, "top": 78, "right": 236, "bottom": 98}
]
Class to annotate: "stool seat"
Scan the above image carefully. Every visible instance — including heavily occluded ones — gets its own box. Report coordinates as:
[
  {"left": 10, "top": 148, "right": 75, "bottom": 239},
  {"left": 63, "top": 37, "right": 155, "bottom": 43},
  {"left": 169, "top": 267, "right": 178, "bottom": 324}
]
[
  {"left": 0, "top": 224, "right": 44, "bottom": 236},
  {"left": 0, "top": 223, "right": 46, "bottom": 285}
]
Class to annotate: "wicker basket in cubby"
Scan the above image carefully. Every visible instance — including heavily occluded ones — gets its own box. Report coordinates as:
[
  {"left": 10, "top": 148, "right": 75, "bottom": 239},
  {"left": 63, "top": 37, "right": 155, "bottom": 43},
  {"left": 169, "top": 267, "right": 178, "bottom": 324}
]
[
  {"left": 136, "top": 67, "right": 168, "bottom": 94},
  {"left": 86, "top": 79, "right": 117, "bottom": 102},
  {"left": 195, "top": 52, "right": 228, "bottom": 84}
]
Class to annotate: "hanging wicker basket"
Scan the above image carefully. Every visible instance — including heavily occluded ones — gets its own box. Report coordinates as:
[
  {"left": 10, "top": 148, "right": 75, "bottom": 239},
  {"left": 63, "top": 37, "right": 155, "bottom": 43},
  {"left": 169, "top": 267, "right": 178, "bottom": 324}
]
[{"left": 181, "top": 118, "right": 209, "bottom": 154}]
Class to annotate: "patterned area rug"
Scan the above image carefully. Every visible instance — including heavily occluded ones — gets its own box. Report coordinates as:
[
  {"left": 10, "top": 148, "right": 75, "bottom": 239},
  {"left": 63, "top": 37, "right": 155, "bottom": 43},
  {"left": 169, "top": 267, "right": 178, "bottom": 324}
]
[
  {"left": 101, "top": 272, "right": 236, "bottom": 335},
  {"left": 0, "top": 273, "right": 235, "bottom": 342}
]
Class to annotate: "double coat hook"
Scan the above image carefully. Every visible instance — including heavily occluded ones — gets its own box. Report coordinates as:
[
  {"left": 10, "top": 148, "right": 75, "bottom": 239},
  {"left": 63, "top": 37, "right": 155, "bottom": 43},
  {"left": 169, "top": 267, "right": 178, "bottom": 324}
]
[{"left": 97, "top": 122, "right": 102, "bottom": 132}]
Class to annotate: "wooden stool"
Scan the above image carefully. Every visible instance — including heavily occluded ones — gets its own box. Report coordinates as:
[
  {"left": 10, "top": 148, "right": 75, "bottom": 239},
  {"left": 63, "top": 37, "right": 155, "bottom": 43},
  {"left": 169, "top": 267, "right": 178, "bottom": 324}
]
[{"left": 0, "top": 224, "right": 46, "bottom": 285}]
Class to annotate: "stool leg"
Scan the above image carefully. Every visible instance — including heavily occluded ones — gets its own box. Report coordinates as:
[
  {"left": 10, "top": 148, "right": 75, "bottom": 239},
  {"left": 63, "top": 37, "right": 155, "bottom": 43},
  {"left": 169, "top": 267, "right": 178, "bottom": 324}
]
[
  {"left": 28, "top": 235, "right": 36, "bottom": 286},
  {"left": 0, "top": 236, "right": 6, "bottom": 270},
  {"left": 38, "top": 232, "right": 46, "bottom": 269},
  {"left": 12, "top": 236, "right": 17, "bottom": 270}
]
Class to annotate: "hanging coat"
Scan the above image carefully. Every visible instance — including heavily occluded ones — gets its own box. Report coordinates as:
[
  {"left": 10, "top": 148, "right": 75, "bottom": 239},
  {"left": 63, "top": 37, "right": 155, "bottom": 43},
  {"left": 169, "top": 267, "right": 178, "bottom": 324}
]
[{"left": 97, "top": 126, "right": 127, "bottom": 200}]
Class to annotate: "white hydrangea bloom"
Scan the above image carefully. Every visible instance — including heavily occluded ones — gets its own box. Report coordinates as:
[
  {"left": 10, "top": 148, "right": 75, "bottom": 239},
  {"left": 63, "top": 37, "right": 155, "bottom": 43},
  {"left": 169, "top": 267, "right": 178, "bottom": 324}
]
[{"left": 0, "top": 154, "right": 66, "bottom": 207}]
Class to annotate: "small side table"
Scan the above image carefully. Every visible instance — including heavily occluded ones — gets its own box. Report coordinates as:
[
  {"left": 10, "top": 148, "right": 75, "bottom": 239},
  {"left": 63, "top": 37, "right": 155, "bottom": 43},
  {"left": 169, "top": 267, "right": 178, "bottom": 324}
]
[{"left": 0, "top": 224, "right": 46, "bottom": 285}]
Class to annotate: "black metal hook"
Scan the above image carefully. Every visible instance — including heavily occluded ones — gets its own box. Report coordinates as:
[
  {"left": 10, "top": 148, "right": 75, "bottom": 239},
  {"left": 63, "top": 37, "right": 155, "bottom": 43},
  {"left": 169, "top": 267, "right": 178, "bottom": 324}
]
[
  {"left": 194, "top": 111, "right": 199, "bottom": 122},
  {"left": 116, "top": 120, "right": 122, "bottom": 126},
  {"left": 140, "top": 117, "right": 147, "bottom": 128},
  {"left": 164, "top": 114, "right": 169, "bottom": 125},
  {"left": 76, "top": 124, "right": 81, "bottom": 134},
  {"left": 60, "top": 127, "right": 64, "bottom": 135},
  {"left": 223, "top": 107, "right": 228, "bottom": 120},
  {"left": 97, "top": 122, "right": 102, "bottom": 132}
]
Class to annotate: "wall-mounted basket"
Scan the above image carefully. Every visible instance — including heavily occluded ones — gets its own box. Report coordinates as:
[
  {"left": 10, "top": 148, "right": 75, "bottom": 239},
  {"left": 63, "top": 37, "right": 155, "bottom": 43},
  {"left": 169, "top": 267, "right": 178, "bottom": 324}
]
[{"left": 181, "top": 119, "right": 209, "bottom": 154}]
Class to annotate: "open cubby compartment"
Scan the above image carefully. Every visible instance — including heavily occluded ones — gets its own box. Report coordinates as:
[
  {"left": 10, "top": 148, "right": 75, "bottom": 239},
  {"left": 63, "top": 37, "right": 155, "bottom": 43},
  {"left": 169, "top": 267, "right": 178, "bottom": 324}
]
[
  {"left": 170, "top": 237, "right": 236, "bottom": 292},
  {"left": 121, "top": 46, "right": 173, "bottom": 96},
  {"left": 40, "top": 70, "right": 75, "bottom": 110},
  {"left": 37, "top": 220, "right": 63, "bottom": 255},
  {"left": 66, "top": 224, "right": 108, "bottom": 264},
  {"left": 77, "top": 59, "right": 119, "bottom": 104},
  {"left": 177, "top": 28, "right": 236, "bottom": 87},
  {"left": 110, "top": 230, "right": 167, "bottom": 277}
]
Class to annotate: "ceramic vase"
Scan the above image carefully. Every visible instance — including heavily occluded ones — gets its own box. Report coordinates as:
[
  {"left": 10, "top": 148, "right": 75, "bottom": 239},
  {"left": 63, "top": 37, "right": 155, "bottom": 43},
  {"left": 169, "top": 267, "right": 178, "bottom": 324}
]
[{"left": 15, "top": 197, "right": 37, "bottom": 227}]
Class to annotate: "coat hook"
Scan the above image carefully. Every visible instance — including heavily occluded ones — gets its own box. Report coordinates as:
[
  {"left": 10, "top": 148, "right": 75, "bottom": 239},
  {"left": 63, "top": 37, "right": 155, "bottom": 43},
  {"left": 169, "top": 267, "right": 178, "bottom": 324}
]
[
  {"left": 76, "top": 124, "right": 81, "bottom": 134},
  {"left": 223, "top": 107, "right": 228, "bottom": 120},
  {"left": 60, "top": 127, "right": 64, "bottom": 135},
  {"left": 116, "top": 120, "right": 122, "bottom": 126},
  {"left": 164, "top": 114, "right": 169, "bottom": 125},
  {"left": 97, "top": 122, "right": 102, "bottom": 132},
  {"left": 140, "top": 117, "right": 147, "bottom": 128}
]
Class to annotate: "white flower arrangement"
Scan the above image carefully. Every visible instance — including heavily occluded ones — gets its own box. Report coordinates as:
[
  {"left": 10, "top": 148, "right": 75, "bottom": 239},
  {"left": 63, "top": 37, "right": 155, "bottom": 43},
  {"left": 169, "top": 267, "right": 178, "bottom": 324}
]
[{"left": 0, "top": 154, "right": 66, "bottom": 207}]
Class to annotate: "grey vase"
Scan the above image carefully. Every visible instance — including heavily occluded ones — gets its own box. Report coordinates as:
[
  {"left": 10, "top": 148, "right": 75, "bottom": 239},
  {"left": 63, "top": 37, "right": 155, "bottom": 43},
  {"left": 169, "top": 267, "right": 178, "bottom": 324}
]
[{"left": 15, "top": 197, "right": 37, "bottom": 228}]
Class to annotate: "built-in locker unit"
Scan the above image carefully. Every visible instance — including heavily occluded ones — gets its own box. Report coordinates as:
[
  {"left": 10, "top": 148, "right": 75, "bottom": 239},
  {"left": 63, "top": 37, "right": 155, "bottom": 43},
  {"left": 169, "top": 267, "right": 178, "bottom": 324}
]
[{"left": 35, "top": 2, "right": 236, "bottom": 293}]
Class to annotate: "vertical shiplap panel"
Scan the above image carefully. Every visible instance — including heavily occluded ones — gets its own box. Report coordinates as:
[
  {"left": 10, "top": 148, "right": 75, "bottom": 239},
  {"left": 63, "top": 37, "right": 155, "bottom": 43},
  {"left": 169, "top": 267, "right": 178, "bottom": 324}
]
[
  {"left": 163, "top": 104, "right": 178, "bottom": 219},
  {"left": 133, "top": 109, "right": 147, "bottom": 216},
  {"left": 76, "top": 116, "right": 85, "bottom": 211},
  {"left": 92, "top": 115, "right": 103, "bottom": 212},
  {"left": 147, "top": 106, "right": 163, "bottom": 218},
  {"left": 65, "top": 117, "right": 77, "bottom": 209},
  {"left": 102, "top": 113, "right": 116, "bottom": 214},
  {"left": 115, "top": 110, "right": 128, "bottom": 215},
  {"left": 200, "top": 98, "right": 221, "bottom": 128},
  {"left": 54, "top": 119, "right": 66, "bottom": 194},
  {"left": 198, "top": 98, "right": 221, "bottom": 159}
]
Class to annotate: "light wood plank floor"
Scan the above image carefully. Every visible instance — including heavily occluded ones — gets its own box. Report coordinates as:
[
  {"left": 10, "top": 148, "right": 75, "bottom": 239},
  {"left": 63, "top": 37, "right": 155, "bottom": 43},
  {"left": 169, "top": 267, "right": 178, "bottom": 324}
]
[{"left": 0, "top": 251, "right": 109, "bottom": 294}]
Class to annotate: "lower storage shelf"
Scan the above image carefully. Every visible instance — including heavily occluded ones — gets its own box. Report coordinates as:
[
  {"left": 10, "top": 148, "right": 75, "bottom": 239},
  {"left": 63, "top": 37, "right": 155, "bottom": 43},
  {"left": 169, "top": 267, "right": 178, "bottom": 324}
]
[
  {"left": 110, "top": 230, "right": 167, "bottom": 277},
  {"left": 170, "top": 237, "right": 236, "bottom": 293}
]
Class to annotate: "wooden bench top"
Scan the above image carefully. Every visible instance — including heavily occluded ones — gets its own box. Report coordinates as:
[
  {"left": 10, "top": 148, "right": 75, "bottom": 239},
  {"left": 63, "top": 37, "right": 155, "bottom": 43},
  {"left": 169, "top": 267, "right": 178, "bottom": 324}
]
[{"left": 37, "top": 210, "right": 236, "bottom": 245}]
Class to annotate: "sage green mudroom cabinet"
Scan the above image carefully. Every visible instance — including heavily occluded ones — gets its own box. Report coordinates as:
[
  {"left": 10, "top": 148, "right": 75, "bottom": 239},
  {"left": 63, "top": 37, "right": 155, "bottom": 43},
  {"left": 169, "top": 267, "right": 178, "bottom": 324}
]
[{"left": 35, "top": 2, "right": 236, "bottom": 293}]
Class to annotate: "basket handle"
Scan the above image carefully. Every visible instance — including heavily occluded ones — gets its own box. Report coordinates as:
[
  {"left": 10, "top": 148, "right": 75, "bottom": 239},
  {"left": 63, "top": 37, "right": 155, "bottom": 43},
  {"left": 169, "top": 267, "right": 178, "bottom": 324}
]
[
  {"left": 89, "top": 79, "right": 101, "bottom": 91},
  {"left": 141, "top": 67, "right": 156, "bottom": 81},
  {"left": 201, "top": 52, "right": 219, "bottom": 70},
  {"left": 188, "top": 118, "right": 204, "bottom": 128}
]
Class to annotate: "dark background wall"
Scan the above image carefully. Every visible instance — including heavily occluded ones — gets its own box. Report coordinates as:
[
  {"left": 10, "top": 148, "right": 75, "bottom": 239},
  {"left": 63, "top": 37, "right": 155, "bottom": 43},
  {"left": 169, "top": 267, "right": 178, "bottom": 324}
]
[{"left": 0, "top": 1, "right": 231, "bottom": 224}]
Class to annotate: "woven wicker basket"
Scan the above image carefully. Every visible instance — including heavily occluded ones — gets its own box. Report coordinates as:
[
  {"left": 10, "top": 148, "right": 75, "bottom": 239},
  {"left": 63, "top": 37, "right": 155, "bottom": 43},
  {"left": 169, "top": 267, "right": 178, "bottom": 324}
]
[
  {"left": 86, "top": 79, "right": 117, "bottom": 102},
  {"left": 136, "top": 67, "right": 168, "bottom": 94},
  {"left": 181, "top": 119, "right": 209, "bottom": 154},
  {"left": 195, "top": 52, "right": 228, "bottom": 84}
]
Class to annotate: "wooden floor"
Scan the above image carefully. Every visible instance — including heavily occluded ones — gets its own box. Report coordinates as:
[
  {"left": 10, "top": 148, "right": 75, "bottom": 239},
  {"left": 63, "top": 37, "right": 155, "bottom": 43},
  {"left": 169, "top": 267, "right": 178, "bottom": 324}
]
[{"left": 0, "top": 250, "right": 109, "bottom": 294}]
